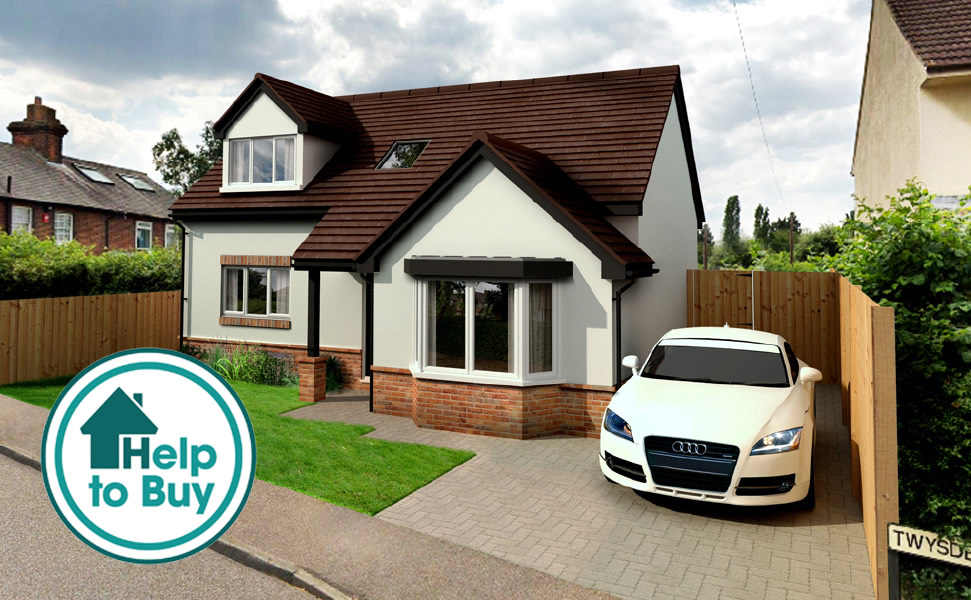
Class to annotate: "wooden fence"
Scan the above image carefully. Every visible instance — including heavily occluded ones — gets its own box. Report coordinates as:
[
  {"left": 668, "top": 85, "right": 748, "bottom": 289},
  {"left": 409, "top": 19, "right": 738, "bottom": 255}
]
[
  {"left": 687, "top": 270, "right": 899, "bottom": 600},
  {"left": 0, "top": 291, "right": 180, "bottom": 386},
  {"left": 840, "top": 277, "right": 899, "bottom": 600},
  {"left": 685, "top": 270, "right": 840, "bottom": 383}
]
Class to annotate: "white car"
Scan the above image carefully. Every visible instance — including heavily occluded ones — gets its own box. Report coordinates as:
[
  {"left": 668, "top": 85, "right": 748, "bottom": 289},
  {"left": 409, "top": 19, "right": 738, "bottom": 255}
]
[{"left": 600, "top": 326, "right": 822, "bottom": 508}]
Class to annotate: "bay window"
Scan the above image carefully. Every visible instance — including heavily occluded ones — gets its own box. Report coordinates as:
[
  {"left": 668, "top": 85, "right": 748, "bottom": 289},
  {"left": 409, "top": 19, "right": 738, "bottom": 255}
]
[
  {"left": 229, "top": 136, "right": 295, "bottom": 185},
  {"left": 419, "top": 279, "right": 557, "bottom": 383}
]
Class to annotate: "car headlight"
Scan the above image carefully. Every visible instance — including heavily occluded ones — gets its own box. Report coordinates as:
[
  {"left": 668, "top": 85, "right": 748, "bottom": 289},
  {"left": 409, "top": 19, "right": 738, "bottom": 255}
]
[
  {"left": 603, "top": 408, "right": 633, "bottom": 442},
  {"left": 750, "top": 427, "right": 802, "bottom": 455}
]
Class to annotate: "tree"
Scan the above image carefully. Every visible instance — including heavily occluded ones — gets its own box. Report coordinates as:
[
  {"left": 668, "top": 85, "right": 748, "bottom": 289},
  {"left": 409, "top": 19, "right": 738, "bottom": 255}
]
[
  {"left": 794, "top": 224, "right": 840, "bottom": 261},
  {"left": 151, "top": 121, "right": 223, "bottom": 197},
  {"left": 697, "top": 224, "right": 714, "bottom": 268},
  {"left": 753, "top": 204, "right": 771, "bottom": 246},
  {"left": 826, "top": 182, "right": 971, "bottom": 597},
  {"left": 718, "top": 195, "right": 748, "bottom": 267}
]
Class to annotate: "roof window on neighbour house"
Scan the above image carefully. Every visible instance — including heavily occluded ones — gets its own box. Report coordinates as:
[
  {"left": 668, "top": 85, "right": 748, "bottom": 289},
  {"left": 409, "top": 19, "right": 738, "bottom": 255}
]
[
  {"left": 376, "top": 141, "right": 429, "bottom": 169},
  {"left": 74, "top": 164, "right": 113, "bottom": 184},
  {"left": 119, "top": 174, "right": 155, "bottom": 191}
]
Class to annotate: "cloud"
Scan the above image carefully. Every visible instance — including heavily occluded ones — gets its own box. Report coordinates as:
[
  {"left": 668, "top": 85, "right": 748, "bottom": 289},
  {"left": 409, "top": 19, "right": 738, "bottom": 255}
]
[{"left": 0, "top": 0, "right": 869, "bottom": 236}]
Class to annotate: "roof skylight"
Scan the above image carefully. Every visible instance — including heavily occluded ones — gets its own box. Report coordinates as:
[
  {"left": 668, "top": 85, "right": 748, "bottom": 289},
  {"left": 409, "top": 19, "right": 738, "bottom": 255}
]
[
  {"left": 119, "top": 174, "right": 155, "bottom": 191},
  {"left": 376, "top": 141, "right": 429, "bottom": 169},
  {"left": 75, "top": 164, "right": 113, "bottom": 184}
]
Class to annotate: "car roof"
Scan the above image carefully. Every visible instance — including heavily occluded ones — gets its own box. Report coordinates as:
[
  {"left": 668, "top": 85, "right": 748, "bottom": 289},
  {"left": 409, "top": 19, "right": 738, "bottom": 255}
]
[{"left": 660, "top": 326, "right": 785, "bottom": 347}]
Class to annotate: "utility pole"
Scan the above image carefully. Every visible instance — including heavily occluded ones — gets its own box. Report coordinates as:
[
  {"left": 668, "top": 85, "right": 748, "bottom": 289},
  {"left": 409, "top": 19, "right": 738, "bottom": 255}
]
[{"left": 789, "top": 212, "right": 794, "bottom": 266}]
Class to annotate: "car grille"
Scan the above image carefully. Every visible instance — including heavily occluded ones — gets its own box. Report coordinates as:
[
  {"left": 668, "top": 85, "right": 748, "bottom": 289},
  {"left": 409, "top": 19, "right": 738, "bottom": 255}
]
[{"left": 644, "top": 436, "right": 740, "bottom": 493}]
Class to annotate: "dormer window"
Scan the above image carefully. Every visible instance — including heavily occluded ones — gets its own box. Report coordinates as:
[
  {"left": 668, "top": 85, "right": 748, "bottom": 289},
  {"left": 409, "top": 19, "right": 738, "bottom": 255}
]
[
  {"left": 229, "top": 136, "right": 296, "bottom": 184},
  {"left": 376, "top": 141, "right": 429, "bottom": 169}
]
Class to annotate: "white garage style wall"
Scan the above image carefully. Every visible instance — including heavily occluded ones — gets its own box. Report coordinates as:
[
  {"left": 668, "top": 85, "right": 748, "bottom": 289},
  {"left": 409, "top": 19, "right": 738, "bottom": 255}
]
[
  {"left": 610, "top": 95, "right": 698, "bottom": 365},
  {"left": 372, "top": 159, "right": 615, "bottom": 387},
  {"left": 183, "top": 219, "right": 363, "bottom": 350}
]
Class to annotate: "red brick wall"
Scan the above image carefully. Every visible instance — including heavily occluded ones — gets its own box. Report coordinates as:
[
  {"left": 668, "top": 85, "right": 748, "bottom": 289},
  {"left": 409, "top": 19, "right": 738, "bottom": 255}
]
[
  {"left": 6, "top": 200, "right": 169, "bottom": 254},
  {"left": 371, "top": 366, "right": 413, "bottom": 418},
  {"left": 371, "top": 368, "right": 614, "bottom": 440},
  {"left": 183, "top": 337, "right": 367, "bottom": 391}
]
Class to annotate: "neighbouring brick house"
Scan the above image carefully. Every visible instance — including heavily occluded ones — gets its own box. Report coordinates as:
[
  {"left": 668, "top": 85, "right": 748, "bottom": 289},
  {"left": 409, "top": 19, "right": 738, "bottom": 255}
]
[
  {"left": 1, "top": 97, "right": 176, "bottom": 250},
  {"left": 172, "top": 67, "right": 705, "bottom": 439}
]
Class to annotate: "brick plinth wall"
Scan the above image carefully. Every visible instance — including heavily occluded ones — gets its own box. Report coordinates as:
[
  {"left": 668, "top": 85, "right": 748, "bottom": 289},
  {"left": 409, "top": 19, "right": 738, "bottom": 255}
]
[
  {"left": 371, "top": 366, "right": 614, "bottom": 440},
  {"left": 183, "top": 337, "right": 367, "bottom": 391},
  {"left": 297, "top": 355, "right": 327, "bottom": 402}
]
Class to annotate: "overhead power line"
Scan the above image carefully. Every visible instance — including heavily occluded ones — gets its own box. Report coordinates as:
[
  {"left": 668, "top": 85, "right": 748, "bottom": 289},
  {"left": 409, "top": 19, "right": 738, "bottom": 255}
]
[{"left": 731, "top": 0, "right": 788, "bottom": 213}]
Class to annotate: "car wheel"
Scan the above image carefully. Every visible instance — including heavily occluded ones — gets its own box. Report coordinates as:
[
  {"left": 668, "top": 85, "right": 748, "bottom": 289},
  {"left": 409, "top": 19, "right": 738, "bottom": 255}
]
[{"left": 793, "top": 450, "right": 816, "bottom": 510}]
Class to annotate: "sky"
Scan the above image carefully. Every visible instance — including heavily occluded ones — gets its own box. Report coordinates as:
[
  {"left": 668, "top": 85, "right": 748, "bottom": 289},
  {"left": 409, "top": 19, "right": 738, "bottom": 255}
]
[{"left": 0, "top": 0, "right": 870, "bottom": 239}]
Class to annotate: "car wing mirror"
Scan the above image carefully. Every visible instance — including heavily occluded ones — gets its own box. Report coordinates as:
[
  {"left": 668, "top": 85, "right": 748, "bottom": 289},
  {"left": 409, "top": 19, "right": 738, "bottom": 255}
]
[
  {"left": 622, "top": 355, "right": 641, "bottom": 376},
  {"left": 799, "top": 366, "right": 822, "bottom": 383}
]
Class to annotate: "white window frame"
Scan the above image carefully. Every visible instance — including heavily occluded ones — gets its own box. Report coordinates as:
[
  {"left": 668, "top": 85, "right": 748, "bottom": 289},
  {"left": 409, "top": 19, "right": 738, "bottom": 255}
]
[
  {"left": 414, "top": 279, "right": 561, "bottom": 386},
  {"left": 221, "top": 266, "right": 291, "bottom": 319},
  {"left": 164, "top": 223, "right": 178, "bottom": 248},
  {"left": 135, "top": 221, "right": 152, "bottom": 250},
  {"left": 54, "top": 211, "right": 73, "bottom": 244},
  {"left": 11, "top": 206, "right": 32, "bottom": 233},
  {"left": 228, "top": 135, "right": 296, "bottom": 185}
]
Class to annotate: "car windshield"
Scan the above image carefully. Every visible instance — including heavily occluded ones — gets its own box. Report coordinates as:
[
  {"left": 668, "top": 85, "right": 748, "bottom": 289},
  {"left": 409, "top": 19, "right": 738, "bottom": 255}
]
[{"left": 641, "top": 341, "right": 790, "bottom": 387}]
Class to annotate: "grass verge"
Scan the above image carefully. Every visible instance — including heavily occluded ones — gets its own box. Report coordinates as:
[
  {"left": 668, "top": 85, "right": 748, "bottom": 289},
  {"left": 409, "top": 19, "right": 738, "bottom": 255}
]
[{"left": 0, "top": 377, "right": 474, "bottom": 515}]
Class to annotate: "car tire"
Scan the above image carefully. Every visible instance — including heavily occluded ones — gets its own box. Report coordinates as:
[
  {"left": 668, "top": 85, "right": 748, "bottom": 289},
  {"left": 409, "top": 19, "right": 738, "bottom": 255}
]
[{"left": 794, "top": 451, "right": 816, "bottom": 511}]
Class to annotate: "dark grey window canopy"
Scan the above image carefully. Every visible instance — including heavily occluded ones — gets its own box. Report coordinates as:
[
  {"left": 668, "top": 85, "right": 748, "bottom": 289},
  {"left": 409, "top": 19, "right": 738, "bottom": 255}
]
[{"left": 404, "top": 256, "right": 573, "bottom": 279}]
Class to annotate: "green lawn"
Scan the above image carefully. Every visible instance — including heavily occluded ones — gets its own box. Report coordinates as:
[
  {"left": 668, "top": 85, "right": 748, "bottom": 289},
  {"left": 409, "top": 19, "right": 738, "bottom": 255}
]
[{"left": 0, "top": 377, "right": 475, "bottom": 516}]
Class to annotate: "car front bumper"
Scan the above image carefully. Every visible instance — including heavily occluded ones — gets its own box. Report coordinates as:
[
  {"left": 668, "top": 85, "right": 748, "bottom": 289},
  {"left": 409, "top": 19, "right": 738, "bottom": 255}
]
[{"left": 599, "top": 428, "right": 813, "bottom": 507}]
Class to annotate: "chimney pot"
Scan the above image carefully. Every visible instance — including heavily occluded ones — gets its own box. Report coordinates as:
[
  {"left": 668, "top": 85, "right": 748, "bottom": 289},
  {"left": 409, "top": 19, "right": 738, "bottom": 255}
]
[{"left": 34, "top": 96, "right": 42, "bottom": 105}]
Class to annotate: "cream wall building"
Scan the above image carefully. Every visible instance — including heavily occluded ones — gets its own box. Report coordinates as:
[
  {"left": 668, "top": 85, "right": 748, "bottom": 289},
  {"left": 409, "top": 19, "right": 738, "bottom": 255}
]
[{"left": 853, "top": 0, "right": 971, "bottom": 209}]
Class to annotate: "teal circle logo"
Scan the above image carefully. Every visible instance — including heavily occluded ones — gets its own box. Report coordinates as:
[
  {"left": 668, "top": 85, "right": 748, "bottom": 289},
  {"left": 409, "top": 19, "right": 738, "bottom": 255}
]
[{"left": 42, "top": 349, "right": 256, "bottom": 563}]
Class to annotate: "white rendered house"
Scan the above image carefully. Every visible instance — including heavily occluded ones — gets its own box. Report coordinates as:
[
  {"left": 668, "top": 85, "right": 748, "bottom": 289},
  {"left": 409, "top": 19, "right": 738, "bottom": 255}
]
[{"left": 171, "top": 67, "right": 705, "bottom": 438}]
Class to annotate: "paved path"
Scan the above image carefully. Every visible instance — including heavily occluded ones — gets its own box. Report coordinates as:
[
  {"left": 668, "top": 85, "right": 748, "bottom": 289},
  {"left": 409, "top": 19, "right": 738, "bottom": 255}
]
[{"left": 292, "top": 385, "right": 875, "bottom": 600}]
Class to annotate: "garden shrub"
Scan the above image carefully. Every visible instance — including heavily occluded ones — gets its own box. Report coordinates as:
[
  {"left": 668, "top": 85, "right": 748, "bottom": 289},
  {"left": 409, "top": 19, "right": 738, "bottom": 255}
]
[
  {"left": 325, "top": 354, "right": 345, "bottom": 392},
  {"left": 203, "top": 345, "right": 298, "bottom": 387},
  {"left": 825, "top": 182, "right": 971, "bottom": 597},
  {"left": 0, "top": 231, "right": 181, "bottom": 300}
]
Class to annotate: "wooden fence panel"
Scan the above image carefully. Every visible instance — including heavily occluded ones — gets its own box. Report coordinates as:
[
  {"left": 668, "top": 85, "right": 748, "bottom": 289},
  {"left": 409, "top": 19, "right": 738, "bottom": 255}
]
[{"left": 0, "top": 291, "right": 180, "bottom": 386}]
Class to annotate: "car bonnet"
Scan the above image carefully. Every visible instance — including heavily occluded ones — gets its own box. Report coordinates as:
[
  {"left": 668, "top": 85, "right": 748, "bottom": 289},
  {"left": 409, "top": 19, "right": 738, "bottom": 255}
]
[{"left": 609, "top": 376, "right": 795, "bottom": 448}]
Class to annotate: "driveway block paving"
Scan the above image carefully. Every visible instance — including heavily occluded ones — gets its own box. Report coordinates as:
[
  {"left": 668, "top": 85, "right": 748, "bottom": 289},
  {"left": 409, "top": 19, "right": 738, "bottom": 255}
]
[{"left": 293, "top": 384, "right": 875, "bottom": 600}]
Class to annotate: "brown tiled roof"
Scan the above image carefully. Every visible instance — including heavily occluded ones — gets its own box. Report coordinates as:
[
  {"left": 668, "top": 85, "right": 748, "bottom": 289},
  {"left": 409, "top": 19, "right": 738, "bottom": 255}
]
[
  {"left": 0, "top": 142, "right": 174, "bottom": 219},
  {"left": 212, "top": 73, "right": 357, "bottom": 139},
  {"left": 174, "top": 66, "right": 702, "bottom": 272},
  {"left": 886, "top": 0, "right": 971, "bottom": 70}
]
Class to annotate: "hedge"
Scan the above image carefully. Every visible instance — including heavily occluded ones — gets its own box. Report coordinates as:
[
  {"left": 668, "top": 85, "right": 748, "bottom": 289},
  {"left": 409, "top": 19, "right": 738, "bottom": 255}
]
[{"left": 0, "top": 231, "right": 181, "bottom": 300}]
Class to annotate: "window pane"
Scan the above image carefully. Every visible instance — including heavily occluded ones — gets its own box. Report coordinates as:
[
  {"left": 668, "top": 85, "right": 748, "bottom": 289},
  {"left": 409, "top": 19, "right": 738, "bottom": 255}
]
[
  {"left": 253, "top": 139, "right": 273, "bottom": 183},
  {"left": 165, "top": 225, "right": 177, "bottom": 248},
  {"left": 230, "top": 140, "right": 250, "bottom": 183},
  {"left": 12, "top": 207, "right": 31, "bottom": 233},
  {"left": 427, "top": 280, "right": 465, "bottom": 369},
  {"left": 55, "top": 213, "right": 73, "bottom": 244},
  {"left": 474, "top": 282, "right": 513, "bottom": 373},
  {"left": 136, "top": 224, "right": 151, "bottom": 249},
  {"left": 274, "top": 137, "right": 295, "bottom": 182},
  {"left": 246, "top": 268, "right": 268, "bottom": 315},
  {"left": 271, "top": 270, "right": 290, "bottom": 314},
  {"left": 529, "top": 283, "right": 553, "bottom": 373},
  {"left": 377, "top": 141, "right": 428, "bottom": 169},
  {"left": 224, "top": 269, "right": 243, "bottom": 312}
]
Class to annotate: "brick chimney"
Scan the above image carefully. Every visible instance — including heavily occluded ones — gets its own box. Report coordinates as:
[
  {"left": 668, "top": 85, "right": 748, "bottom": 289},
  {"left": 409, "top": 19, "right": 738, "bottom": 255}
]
[{"left": 7, "top": 97, "right": 69, "bottom": 163}]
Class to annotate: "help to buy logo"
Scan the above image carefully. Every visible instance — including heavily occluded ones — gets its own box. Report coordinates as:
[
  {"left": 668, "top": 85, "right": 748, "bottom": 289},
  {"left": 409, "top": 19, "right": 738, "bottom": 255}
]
[{"left": 42, "top": 349, "right": 255, "bottom": 563}]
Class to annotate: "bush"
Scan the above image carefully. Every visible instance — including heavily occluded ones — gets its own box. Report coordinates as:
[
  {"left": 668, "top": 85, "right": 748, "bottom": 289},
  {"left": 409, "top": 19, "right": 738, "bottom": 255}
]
[
  {"left": 0, "top": 231, "right": 182, "bottom": 299},
  {"left": 325, "top": 354, "right": 345, "bottom": 392},
  {"left": 825, "top": 182, "right": 971, "bottom": 596},
  {"left": 192, "top": 344, "right": 298, "bottom": 387}
]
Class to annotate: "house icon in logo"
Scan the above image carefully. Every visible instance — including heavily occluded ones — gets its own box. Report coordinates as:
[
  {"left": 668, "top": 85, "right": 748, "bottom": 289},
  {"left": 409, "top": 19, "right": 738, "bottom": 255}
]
[{"left": 80, "top": 388, "right": 158, "bottom": 469}]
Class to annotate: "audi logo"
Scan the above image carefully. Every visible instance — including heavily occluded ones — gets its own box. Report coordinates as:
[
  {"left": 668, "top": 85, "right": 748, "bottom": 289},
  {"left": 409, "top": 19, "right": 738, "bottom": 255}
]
[{"left": 672, "top": 441, "right": 707, "bottom": 456}]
